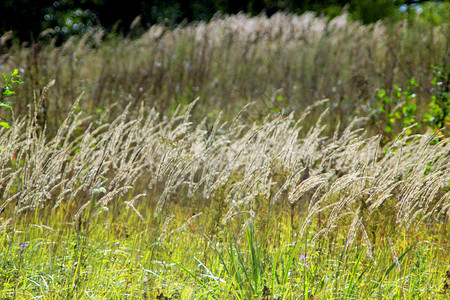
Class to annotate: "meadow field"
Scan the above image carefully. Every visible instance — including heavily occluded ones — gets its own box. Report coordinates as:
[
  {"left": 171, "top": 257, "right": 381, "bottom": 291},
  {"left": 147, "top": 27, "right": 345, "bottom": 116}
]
[{"left": 0, "top": 11, "right": 449, "bottom": 299}]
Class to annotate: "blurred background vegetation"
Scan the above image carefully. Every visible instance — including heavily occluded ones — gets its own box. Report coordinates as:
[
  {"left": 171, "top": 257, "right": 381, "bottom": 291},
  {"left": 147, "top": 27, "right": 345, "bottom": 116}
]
[
  {"left": 0, "top": 0, "right": 448, "bottom": 42},
  {"left": 0, "top": 0, "right": 448, "bottom": 140}
]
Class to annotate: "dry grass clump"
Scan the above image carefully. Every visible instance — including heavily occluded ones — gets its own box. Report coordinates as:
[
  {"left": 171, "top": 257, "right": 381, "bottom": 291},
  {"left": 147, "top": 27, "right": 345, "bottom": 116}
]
[{"left": 1, "top": 95, "right": 448, "bottom": 247}]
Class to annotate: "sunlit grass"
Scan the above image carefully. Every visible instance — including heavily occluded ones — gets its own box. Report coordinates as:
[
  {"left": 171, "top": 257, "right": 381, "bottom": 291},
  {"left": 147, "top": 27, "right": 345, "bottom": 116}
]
[
  {"left": 1, "top": 203, "right": 448, "bottom": 299},
  {"left": 0, "top": 10, "right": 449, "bottom": 299}
]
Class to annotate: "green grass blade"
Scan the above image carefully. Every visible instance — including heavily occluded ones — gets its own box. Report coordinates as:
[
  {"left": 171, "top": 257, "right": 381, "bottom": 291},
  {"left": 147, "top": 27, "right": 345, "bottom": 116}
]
[{"left": 384, "top": 242, "right": 415, "bottom": 277}]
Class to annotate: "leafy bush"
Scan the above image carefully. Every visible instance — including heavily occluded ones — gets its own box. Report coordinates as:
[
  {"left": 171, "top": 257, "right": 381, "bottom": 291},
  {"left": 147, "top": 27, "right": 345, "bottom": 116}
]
[
  {"left": 374, "top": 66, "right": 449, "bottom": 142},
  {"left": 375, "top": 77, "right": 419, "bottom": 140},
  {"left": 424, "top": 65, "right": 449, "bottom": 133}
]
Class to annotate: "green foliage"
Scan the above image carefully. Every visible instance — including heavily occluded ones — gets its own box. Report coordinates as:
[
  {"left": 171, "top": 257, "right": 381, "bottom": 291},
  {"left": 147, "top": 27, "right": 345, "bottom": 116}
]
[
  {"left": 0, "top": 69, "right": 22, "bottom": 130},
  {"left": 410, "top": 1, "right": 450, "bottom": 26},
  {"left": 376, "top": 77, "right": 419, "bottom": 140},
  {"left": 375, "top": 65, "right": 449, "bottom": 142},
  {"left": 41, "top": 3, "right": 99, "bottom": 40},
  {"left": 1, "top": 69, "right": 22, "bottom": 99},
  {"left": 424, "top": 65, "right": 449, "bottom": 133},
  {"left": 350, "top": 0, "right": 397, "bottom": 24}
]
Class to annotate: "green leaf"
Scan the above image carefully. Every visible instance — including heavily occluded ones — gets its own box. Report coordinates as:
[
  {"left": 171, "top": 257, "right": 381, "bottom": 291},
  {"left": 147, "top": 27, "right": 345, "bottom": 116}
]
[
  {"left": 384, "top": 243, "right": 415, "bottom": 277},
  {"left": 409, "top": 77, "right": 419, "bottom": 88},
  {"left": 2, "top": 90, "right": 15, "bottom": 96},
  {"left": 2, "top": 74, "right": 7, "bottom": 84},
  {"left": 402, "top": 106, "right": 408, "bottom": 115},
  {"left": 0, "top": 103, "right": 13, "bottom": 109},
  {"left": 0, "top": 122, "right": 10, "bottom": 129},
  {"left": 377, "top": 89, "right": 386, "bottom": 98},
  {"left": 169, "top": 258, "right": 209, "bottom": 290},
  {"left": 11, "top": 78, "right": 23, "bottom": 84}
]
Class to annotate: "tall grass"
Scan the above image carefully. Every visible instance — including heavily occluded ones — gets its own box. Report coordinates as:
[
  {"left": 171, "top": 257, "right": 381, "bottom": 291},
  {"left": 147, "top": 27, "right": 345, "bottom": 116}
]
[
  {"left": 0, "top": 12, "right": 448, "bottom": 134},
  {"left": 0, "top": 94, "right": 448, "bottom": 297},
  {"left": 1, "top": 93, "right": 448, "bottom": 232},
  {"left": 0, "top": 11, "right": 449, "bottom": 299}
]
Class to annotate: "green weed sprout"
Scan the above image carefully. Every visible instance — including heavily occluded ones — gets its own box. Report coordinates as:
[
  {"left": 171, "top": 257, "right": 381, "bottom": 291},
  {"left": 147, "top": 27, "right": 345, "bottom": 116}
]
[{"left": 0, "top": 68, "right": 23, "bottom": 129}]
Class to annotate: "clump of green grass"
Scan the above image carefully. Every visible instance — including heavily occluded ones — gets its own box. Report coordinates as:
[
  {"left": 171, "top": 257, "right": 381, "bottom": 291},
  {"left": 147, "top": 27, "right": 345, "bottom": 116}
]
[{"left": 0, "top": 200, "right": 448, "bottom": 298}]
